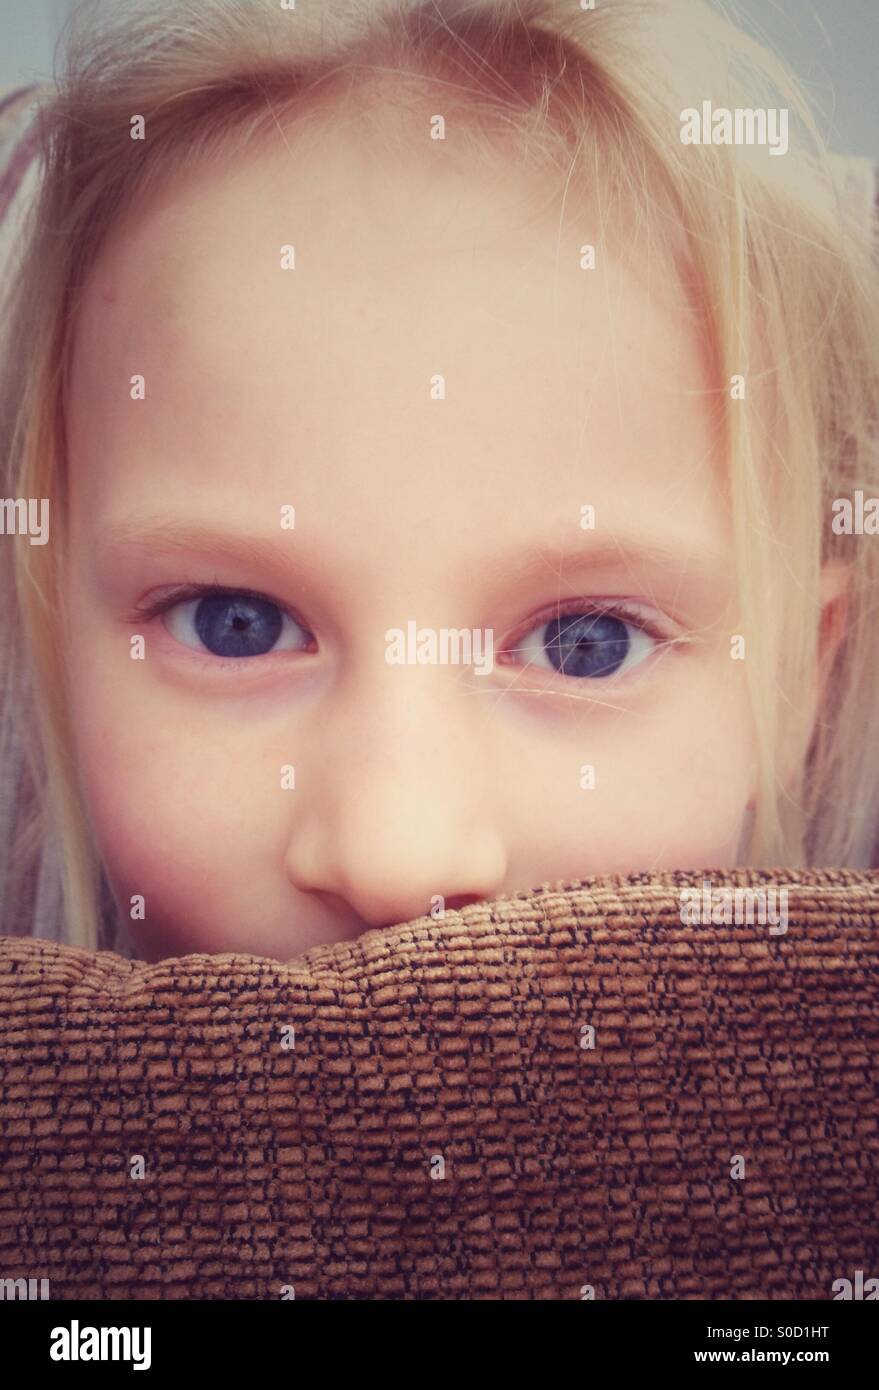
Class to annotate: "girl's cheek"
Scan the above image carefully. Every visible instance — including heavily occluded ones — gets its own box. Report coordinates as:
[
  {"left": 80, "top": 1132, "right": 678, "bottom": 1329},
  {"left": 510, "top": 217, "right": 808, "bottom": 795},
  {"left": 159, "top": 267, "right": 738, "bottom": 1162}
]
[
  {"left": 65, "top": 671, "right": 247, "bottom": 900},
  {"left": 78, "top": 741, "right": 278, "bottom": 959},
  {"left": 546, "top": 691, "right": 754, "bottom": 869}
]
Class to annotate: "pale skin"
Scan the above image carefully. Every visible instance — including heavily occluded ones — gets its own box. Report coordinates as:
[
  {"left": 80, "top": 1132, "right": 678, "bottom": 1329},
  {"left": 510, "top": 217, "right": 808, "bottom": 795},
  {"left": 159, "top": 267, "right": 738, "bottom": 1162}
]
[{"left": 63, "top": 117, "right": 770, "bottom": 963}]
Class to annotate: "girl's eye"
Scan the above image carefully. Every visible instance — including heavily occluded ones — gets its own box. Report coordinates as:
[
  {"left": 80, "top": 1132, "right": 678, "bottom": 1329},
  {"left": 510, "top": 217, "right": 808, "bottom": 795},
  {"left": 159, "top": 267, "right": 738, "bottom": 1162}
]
[
  {"left": 512, "top": 609, "right": 657, "bottom": 680},
  {"left": 163, "top": 591, "right": 311, "bottom": 659}
]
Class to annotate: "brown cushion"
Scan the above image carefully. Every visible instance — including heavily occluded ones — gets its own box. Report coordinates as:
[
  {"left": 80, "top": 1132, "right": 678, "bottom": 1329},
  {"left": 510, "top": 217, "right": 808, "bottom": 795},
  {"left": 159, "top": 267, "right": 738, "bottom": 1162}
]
[{"left": 1, "top": 868, "right": 877, "bottom": 1299}]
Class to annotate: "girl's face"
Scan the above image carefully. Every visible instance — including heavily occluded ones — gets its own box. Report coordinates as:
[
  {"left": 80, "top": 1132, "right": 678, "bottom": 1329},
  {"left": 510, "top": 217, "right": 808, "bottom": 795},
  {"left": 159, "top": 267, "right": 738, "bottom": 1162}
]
[{"left": 64, "top": 121, "right": 756, "bottom": 962}]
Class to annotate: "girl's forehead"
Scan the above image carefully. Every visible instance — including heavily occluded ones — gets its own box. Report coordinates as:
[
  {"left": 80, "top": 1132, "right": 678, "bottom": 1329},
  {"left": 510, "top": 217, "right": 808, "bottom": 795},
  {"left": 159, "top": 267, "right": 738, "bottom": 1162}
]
[
  {"left": 66, "top": 128, "right": 724, "bottom": 568},
  {"left": 82, "top": 111, "right": 693, "bottom": 327}
]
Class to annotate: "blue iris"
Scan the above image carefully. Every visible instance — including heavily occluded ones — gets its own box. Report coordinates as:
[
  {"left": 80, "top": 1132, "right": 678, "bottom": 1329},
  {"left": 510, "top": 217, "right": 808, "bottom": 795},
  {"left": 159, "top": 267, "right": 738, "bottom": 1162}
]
[
  {"left": 544, "top": 612, "right": 630, "bottom": 678},
  {"left": 194, "top": 593, "right": 283, "bottom": 657}
]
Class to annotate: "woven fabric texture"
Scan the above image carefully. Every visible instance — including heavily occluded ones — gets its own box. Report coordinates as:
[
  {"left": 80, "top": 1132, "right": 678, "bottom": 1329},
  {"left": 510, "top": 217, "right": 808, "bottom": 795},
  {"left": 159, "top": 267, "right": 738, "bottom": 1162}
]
[{"left": 1, "top": 867, "right": 878, "bottom": 1300}]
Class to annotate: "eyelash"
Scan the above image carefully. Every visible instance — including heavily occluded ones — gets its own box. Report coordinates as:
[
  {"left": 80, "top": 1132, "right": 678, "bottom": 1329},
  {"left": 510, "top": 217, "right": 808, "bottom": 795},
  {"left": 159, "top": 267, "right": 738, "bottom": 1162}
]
[
  {"left": 130, "top": 585, "right": 677, "bottom": 675},
  {"left": 131, "top": 583, "right": 309, "bottom": 631},
  {"left": 499, "top": 599, "right": 669, "bottom": 656}
]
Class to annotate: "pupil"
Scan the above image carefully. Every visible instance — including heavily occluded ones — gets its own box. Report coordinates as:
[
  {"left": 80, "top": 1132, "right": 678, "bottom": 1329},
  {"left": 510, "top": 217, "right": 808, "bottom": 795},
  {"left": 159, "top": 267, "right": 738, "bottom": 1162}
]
[{"left": 544, "top": 612, "right": 630, "bottom": 678}]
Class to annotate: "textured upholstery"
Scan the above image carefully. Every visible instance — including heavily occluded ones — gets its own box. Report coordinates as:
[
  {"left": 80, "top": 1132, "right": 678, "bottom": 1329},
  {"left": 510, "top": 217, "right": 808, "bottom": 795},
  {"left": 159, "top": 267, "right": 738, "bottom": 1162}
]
[{"left": 1, "top": 869, "right": 877, "bottom": 1299}]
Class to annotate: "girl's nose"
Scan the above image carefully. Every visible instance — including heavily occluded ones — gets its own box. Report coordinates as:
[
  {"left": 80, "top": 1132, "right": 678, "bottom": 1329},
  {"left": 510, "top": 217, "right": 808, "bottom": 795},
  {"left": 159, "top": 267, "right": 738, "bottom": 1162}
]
[
  {"left": 282, "top": 679, "right": 508, "bottom": 931},
  {"left": 285, "top": 793, "right": 508, "bottom": 932}
]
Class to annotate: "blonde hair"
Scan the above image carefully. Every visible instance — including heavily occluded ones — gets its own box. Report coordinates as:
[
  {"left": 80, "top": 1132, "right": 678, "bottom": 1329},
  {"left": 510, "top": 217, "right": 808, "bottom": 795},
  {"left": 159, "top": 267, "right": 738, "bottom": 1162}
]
[{"left": 1, "top": 0, "right": 877, "bottom": 951}]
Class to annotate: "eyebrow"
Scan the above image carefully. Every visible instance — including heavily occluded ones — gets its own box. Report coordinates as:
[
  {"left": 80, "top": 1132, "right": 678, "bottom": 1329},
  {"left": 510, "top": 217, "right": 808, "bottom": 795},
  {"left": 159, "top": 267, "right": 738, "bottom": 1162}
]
[
  {"left": 98, "top": 516, "right": 726, "bottom": 592},
  {"left": 99, "top": 517, "right": 303, "bottom": 574},
  {"left": 482, "top": 532, "right": 727, "bottom": 589}
]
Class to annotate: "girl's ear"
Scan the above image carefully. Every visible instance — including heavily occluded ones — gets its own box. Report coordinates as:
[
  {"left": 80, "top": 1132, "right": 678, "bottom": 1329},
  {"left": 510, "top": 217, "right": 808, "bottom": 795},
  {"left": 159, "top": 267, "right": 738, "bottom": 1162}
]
[{"left": 775, "top": 560, "right": 851, "bottom": 799}]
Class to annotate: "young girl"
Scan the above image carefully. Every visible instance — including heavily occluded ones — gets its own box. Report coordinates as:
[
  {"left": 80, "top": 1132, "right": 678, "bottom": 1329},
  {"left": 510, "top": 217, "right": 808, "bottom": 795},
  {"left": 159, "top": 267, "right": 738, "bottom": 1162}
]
[{"left": 0, "top": 0, "right": 876, "bottom": 963}]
